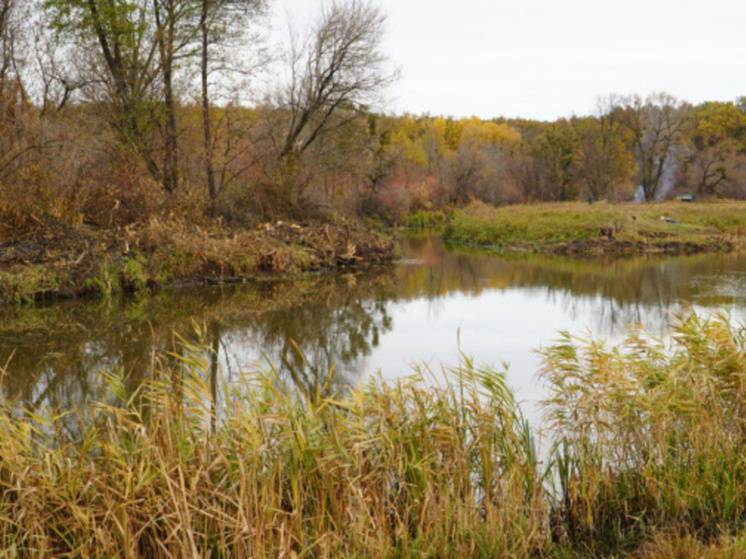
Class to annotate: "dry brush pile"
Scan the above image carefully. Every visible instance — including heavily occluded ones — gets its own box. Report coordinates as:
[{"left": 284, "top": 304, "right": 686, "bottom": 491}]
[{"left": 0, "top": 216, "right": 394, "bottom": 305}]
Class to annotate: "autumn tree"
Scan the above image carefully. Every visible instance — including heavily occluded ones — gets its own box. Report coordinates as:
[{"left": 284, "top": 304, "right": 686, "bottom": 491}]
[
  {"left": 449, "top": 119, "right": 521, "bottom": 204},
  {"left": 198, "top": 0, "right": 266, "bottom": 211},
  {"left": 45, "top": 1, "right": 163, "bottom": 184},
  {"left": 0, "top": 0, "right": 24, "bottom": 99},
  {"left": 0, "top": 1, "right": 62, "bottom": 184},
  {"left": 152, "top": 0, "right": 187, "bottom": 193},
  {"left": 572, "top": 100, "right": 635, "bottom": 200},
  {"left": 683, "top": 101, "right": 746, "bottom": 196},
  {"left": 737, "top": 96, "right": 746, "bottom": 114},
  {"left": 0, "top": 0, "right": 28, "bottom": 178},
  {"left": 360, "top": 114, "right": 397, "bottom": 210},
  {"left": 532, "top": 120, "right": 580, "bottom": 201},
  {"left": 45, "top": 0, "right": 202, "bottom": 193}
]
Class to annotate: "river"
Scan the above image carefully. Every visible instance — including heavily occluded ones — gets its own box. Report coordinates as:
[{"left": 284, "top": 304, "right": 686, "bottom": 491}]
[{"left": 1, "top": 235, "right": 745, "bottom": 423}]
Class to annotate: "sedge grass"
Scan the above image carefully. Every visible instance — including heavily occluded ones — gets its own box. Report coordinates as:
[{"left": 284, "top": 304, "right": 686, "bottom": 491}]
[{"left": 543, "top": 313, "right": 746, "bottom": 555}]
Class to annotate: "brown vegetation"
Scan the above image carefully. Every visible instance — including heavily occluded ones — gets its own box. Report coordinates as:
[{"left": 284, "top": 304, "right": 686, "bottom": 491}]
[
  {"left": 0, "top": 314, "right": 745, "bottom": 557},
  {"left": 0, "top": 1, "right": 744, "bottom": 305},
  {"left": 0, "top": 0, "right": 400, "bottom": 304},
  {"left": 0, "top": 215, "right": 392, "bottom": 304}
]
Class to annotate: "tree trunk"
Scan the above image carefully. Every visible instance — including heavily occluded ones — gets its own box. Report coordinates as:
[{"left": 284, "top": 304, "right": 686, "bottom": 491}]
[
  {"left": 155, "top": 0, "right": 179, "bottom": 194},
  {"left": 200, "top": 0, "right": 217, "bottom": 211},
  {"left": 162, "top": 65, "right": 179, "bottom": 193}
]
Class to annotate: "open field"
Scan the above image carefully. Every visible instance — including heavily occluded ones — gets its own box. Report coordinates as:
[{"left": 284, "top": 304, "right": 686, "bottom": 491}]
[
  {"left": 1, "top": 314, "right": 745, "bottom": 557},
  {"left": 442, "top": 201, "right": 746, "bottom": 256}
]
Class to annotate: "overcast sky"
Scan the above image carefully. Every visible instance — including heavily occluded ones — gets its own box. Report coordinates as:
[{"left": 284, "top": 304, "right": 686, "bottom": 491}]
[{"left": 273, "top": 0, "right": 746, "bottom": 121}]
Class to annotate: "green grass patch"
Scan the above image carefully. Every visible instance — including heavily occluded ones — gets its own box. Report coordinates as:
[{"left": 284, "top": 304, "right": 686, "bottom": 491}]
[
  {"left": 0, "top": 265, "right": 59, "bottom": 304},
  {"left": 83, "top": 259, "right": 122, "bottom": 297},
  {"left": 443, "top": 200, "right": 746, "bottom": 253}
]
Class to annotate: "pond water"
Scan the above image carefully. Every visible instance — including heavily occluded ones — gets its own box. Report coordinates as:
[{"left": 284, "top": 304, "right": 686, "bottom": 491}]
[{"left": 2, "top": 236, "right": 745, "bottom": 423}]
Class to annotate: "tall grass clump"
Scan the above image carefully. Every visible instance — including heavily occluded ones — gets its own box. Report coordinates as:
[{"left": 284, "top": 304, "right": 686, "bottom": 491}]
[
  {"left": 0, "top": 350, "right": 544, "bottom": 558},
  {"left": 543, "top": 313, "right": 746, "bottom": 555},
  {"left": 4, "top": 314, "right": 746, "bottom": 557},
  {"left": 402, "top": 210, "right": 449, "bottom": 229}
]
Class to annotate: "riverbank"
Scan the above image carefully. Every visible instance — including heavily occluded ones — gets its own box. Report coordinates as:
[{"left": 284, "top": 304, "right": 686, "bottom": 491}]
[
  {"left": 442, "top": 200, "right": 746, "bottom": 256},
  {"left": 0, "top": 314, "right": 744, "bottom": 557},
  {"left": 0, "top": 217, "right": 394, "bottom": 305}
]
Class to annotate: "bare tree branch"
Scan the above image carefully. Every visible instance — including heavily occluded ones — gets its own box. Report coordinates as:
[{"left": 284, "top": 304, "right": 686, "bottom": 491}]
[{"left": 278, "top": 0, "right": 396, "bottom": 160}]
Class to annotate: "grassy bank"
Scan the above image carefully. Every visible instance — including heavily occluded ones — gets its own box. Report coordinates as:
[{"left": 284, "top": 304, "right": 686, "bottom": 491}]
[
  {"left": 0, "top": 217, "right": 394, "bottom": 305},
  {"left": 0, "top": 314, "right": 745, "bottom": 557},
  {"left": 442, "top": 201, "right": 746, "bottom": 255}
]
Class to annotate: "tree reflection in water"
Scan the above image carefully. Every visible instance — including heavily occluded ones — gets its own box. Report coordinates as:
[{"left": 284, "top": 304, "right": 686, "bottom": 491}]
[{"left": 1, "top": 236, "right": 744, "bottom": 416}]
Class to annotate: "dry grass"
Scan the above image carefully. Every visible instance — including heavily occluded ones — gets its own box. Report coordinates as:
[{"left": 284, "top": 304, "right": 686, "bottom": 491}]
[
  {"left": 632, "top": 532, "right": 746, "bottom": 559},
  {"left": 1, "top": 314, "right": 745, "bottom": 557},
  {"left": 543, "top": 313, "right": 746, "bottom": 555},
  {"left": 0, "top": 349, "right": 544, "bottom": 558},
  {"left": 0, "top": 217, "right": 394, "bottom": 304}
]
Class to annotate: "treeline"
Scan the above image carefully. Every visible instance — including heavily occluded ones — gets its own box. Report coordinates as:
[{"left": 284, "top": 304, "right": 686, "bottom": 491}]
[
  {"left": 366, "top": 94, "right": 746, "bottom": 220},
  {"left": 1, "top": 1, "right": 745, "bottom": 234}
]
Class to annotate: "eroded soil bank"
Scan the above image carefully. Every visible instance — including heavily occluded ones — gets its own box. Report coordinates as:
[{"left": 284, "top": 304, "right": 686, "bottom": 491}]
[{"left": 0, "top": 217, "right": 394, "bottom": 304}]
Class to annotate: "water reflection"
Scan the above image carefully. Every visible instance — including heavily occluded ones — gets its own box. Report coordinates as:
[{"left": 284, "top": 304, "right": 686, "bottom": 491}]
[
  {"left": 405, "top": 236, "right": 745, "bottom": 333},
  {"left": 0, "top": 274, "right": 396, "bottom": 411},
  {"left": 1, "top": 236, "right": 744, "bottom": 415}
]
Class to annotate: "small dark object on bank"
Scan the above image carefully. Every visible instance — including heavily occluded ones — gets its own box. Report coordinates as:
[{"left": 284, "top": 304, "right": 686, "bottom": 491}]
[{"left": 599, "top": 226, "right": 614, "bottom": 239}]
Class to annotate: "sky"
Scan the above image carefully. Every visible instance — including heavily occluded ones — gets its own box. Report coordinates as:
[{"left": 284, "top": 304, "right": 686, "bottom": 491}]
[{"left": 272, "top": 0, "right": 746, "bottom": 121}]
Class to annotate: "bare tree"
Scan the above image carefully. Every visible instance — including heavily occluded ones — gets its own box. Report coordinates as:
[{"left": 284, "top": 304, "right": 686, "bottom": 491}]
[
  {"left": 0, "top": 0, "right": 26, "bottom": 111},
  {"left": 0, "top": 0, "right": 41, "bottom": 181},
  {"left": 32, "top": 35, "right": 84, "bottom": 115},
  {"left": 153, "top": 0, "right": 182, "bottom": 193},
  {"left": 685, "top": 141, "right": 736, "bottom": 196},
  {"left": 199, "top": 0, "right": 267, "bottom": 211},
  {"left": 278, "top": 0, "right": 396, "bottom": 161},
  {"left": 618, "top": 93, "right": 689, "bottom": 201}
]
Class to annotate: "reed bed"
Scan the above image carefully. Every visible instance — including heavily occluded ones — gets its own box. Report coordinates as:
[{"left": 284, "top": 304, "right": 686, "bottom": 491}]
[
  {"left": 543, "top": 313, "right": 746, "bottom": 556},
  {"left": 0, "top": 314, "right": 745, "bottom": 557},
  {"left": 0, "top": 353, "right": 544, "bottom": 558}
]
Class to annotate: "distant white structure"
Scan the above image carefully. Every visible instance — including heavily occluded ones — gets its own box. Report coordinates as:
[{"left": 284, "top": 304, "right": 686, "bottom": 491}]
[{"left": 634, "top": 185, "right": 646, "bottom": 203}]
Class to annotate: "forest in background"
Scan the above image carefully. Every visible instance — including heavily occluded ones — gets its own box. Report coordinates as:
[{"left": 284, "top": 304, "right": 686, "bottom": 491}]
[{"left": 1, "top": 0, "right": 745, "bottom": 237}]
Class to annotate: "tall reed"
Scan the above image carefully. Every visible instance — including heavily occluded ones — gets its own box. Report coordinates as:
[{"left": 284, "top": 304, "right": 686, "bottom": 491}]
[
  {"left": 0, "top": 350, "right": 544, "bottom": 558},
  {"left": 543, "top": 313, "right": 746, "bottom": 555},
  {"left": 1, "top": 313, "right": 745, "bottom": 557}
]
